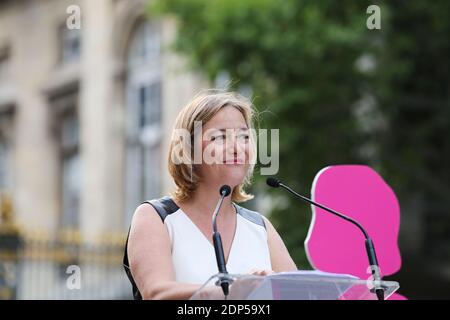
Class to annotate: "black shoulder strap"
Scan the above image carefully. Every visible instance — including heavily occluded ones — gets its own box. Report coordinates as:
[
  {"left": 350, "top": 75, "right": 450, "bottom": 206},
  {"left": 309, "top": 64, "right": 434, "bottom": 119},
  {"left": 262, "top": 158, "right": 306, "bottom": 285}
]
[
  {"left": 143, "top": 196, "right": 180, "bottom": 222},
  {"left": 234, "top": 203, "right": 267, "bottom": 229},
  {"left": 122, "top": 196, "right": 179, "bottom": 300}
]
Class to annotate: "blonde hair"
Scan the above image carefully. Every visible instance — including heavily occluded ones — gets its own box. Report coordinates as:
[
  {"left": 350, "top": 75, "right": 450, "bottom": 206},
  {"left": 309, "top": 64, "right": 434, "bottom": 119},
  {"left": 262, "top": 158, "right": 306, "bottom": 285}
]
[{"left": 168, "top": 90, "right": 256, "bottom": 203}]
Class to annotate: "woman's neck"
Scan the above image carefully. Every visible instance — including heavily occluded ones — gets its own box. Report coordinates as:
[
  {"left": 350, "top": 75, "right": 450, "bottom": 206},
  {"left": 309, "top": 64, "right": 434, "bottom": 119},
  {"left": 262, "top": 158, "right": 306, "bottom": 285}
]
[{"left": 180, "top": 182, "right": 236, "bottom": 219}]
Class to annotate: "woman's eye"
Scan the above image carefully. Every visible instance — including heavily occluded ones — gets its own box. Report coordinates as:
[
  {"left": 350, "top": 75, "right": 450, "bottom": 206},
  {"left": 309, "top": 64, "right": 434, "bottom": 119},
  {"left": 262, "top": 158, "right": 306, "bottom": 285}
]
[
  {"left": 211, "top": 135, "right": 225, "bottom": 141},
  {"left": 238, "top": 134, "right": 250, "bottom": 140}
]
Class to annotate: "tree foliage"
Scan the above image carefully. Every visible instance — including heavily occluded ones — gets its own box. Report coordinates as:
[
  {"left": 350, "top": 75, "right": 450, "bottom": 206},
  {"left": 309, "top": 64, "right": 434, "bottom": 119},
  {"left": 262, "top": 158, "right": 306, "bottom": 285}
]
[{"left": 149, "top": 0, "right": 450, "bottom": 266}]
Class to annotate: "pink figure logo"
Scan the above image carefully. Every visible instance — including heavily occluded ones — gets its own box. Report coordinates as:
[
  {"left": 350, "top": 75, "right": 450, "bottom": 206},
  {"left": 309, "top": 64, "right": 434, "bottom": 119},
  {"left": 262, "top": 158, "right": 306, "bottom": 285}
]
[{"left": 305, "top": 165, "right": 404, "bottom": 299}]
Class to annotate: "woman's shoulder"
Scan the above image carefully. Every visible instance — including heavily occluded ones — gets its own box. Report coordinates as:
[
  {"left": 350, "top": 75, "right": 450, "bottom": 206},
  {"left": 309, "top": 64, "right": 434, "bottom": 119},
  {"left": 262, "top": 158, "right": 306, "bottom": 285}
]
[
  {"left": 129, "top": 197, "right": 176, "bottom": 242},
  {"left": 136, "top": 195, "right": 180, "bottom": 222}
]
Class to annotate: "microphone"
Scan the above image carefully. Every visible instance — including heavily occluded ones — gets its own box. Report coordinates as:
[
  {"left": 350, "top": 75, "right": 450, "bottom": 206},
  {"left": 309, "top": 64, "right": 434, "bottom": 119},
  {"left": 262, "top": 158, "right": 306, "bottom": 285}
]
[
  {"left": 212, "top": 185, "right": 232, "bottom": 297},
  {"left": 266, "top": 177, "right": 385, "bottom": 300}
]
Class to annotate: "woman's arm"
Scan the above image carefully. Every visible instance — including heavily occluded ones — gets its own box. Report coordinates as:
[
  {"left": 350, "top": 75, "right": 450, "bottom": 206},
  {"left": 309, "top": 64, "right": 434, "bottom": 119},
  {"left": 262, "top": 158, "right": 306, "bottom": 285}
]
[
  {"left": 263, "top": 216, "right": 298, "bottom": 272},
  {"left": 127, "top": 203, "right": 201, "bottom": 300}
]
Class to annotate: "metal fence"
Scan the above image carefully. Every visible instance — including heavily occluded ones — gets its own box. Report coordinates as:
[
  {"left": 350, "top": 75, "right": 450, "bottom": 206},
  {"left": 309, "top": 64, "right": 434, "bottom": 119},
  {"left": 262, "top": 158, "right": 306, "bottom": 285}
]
[{"left": 0, "top": 228, "right": 131, "bottom": 300}]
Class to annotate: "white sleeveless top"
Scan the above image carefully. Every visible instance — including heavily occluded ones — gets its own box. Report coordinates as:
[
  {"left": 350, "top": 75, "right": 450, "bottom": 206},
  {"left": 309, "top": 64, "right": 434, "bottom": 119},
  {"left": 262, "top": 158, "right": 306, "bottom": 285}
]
[{"left": 147, "top": 197, "right": 272, "bottom": 284}]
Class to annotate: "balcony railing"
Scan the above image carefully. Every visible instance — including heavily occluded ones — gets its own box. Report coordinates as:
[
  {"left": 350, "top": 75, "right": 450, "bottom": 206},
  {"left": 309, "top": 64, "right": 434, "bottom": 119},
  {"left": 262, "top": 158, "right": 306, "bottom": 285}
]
[{"left": 0, "top": 227, "right": 131, "bottom": 300}]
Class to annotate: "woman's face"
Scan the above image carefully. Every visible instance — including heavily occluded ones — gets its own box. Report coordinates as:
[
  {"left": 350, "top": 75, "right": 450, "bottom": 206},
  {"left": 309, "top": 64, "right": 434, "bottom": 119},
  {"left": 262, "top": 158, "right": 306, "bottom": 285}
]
[{"left": 196, "top": 106, "right": 253, "bottom": 189}]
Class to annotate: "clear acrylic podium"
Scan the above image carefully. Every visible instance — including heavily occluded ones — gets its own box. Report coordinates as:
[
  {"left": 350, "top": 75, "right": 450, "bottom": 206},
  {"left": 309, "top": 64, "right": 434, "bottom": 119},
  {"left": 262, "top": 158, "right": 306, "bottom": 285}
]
[{"left": 190, "top": 271, "right": 400, "bottom": 300}]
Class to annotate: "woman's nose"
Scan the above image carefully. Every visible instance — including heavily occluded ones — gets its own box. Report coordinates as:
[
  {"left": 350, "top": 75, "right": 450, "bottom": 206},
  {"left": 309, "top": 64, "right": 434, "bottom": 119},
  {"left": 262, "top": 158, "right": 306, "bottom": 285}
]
[
  {"left": 227, "top": 134, "right": 237, "bottom": 152},
  {"left": 227, "top": 134, "right": 246, "bottom": 160}
]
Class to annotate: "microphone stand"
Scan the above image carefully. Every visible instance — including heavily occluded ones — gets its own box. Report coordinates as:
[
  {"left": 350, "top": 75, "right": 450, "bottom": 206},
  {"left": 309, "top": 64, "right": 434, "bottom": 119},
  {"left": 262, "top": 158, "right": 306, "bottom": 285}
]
[
  {"left": 212, "top": 185, "right": 233, "bottom": 298},
  {"left": 267, "top": 178, "right": 386, "bottom": 300}
]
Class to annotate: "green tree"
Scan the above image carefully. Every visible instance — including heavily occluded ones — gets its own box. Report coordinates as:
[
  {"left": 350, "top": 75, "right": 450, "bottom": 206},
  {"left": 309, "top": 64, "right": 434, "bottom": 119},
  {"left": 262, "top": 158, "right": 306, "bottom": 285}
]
[
  {"left": 371, "top": 1, "right": 450, "bottom": 258},
  {"left": 149, "top": 0, "right": 450, "bottom": 269}
]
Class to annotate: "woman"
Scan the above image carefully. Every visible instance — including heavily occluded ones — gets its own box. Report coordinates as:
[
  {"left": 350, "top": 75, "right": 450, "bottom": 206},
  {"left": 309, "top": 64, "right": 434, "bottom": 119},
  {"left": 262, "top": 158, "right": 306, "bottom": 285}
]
[{"left": 124, "top": 90, "right": 296, "bottom": 300}]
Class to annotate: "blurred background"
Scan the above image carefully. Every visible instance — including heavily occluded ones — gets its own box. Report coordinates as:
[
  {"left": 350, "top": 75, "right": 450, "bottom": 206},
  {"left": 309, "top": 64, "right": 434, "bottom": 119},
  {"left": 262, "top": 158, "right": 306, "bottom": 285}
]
[{"left": 0, "top": 0, "right": 449, "bottom": 299}]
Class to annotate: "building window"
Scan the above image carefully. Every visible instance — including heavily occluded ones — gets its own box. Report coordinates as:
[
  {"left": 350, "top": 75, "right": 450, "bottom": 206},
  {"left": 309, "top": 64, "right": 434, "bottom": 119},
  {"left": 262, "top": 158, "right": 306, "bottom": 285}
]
[
  {"left": 0, "top": 108, "right": 13, "bottom": 193},
  {"left": 0, "top": 48, "right": 12, "bottom": 100},
  {"left": 60, "top": 25, "right": 81, "bottom": 64},
  {"left": 0, "top": 46, "right": 13, "bottom": 195},
  {"left": 50, "top": 92, "right": 81, "bottom": 229},
  {"left": 125, "top": 20, "right": 162, "bottom": 221},
  {"left": 61, "top": 112, "right": 81, "bottom": 229},
  {"left": 0, "top": 134, "right": 11, "bottom": 192},
  {"left": 0, "top": 52, "right": 9, "bottom": 84}
]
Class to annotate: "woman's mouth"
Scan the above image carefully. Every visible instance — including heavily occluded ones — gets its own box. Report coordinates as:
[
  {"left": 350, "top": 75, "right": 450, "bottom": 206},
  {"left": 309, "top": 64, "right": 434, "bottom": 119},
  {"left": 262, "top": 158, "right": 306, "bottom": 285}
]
[{"left": 223, "top": 158, "right": 244, "bottom": 164}]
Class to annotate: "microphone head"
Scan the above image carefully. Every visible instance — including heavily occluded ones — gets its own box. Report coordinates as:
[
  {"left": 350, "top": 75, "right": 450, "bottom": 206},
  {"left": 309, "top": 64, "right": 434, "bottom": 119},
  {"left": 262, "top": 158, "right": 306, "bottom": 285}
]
[
  {"left": 220, "top": 185, "right": 232, "bottom": 197},
  {"left": 266, "top": 177, "right": 281, "bottom": 188}
]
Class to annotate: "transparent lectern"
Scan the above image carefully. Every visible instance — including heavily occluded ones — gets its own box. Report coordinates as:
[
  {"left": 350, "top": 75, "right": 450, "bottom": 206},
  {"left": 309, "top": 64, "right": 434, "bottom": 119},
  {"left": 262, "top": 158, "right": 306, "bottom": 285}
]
[{"left": 190, "top": 271, "right": 399, "bottom": 300}]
